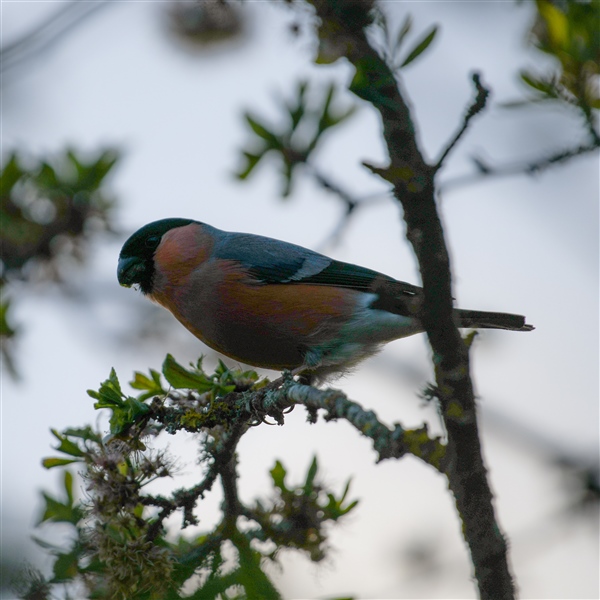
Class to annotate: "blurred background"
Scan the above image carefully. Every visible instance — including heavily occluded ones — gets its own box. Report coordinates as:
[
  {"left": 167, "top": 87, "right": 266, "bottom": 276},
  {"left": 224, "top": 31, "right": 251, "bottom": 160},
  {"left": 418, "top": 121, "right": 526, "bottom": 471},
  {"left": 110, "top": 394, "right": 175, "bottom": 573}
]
[{"left": 1, "top": 1, "right": 598, "bottom": 598}]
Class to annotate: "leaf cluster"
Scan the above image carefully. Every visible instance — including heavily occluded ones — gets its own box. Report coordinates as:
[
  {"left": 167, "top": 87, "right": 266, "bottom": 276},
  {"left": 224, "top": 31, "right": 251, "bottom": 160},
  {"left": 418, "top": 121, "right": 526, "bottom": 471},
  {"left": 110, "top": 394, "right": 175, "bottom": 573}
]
[
  {"left": 246, "top": 457, "right": 358, "bottom": 562},
  {"left": 24, "top": 359, "right": 359, "bottom": 599},
  {"left": 0, "top": 281, "right": 18, "bottom": 376},
  {"left": 236, "top": 80, "right": 355, "bottom": 196},
  {"left": 1, "top": 148, "right": 119, "bottom": 279},
  {"left": 0, "top": 148, "right": 119, "bottom": 377},
  {"left": 86, "top": 355, "right": 263, "bottom": 437},
  {"left": 369, "top": 10, "right": 438, "bottom": 72},
  {"left": 515, "top": 0, "right": 599, "bottom": 135}
]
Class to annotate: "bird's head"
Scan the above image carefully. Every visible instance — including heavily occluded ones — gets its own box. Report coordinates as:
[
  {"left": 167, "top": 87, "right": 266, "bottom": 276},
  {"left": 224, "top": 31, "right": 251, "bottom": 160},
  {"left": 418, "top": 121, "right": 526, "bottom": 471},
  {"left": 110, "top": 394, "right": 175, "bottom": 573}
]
[{"left": 117, "top": 218, "right": 196, "bottom": 294}]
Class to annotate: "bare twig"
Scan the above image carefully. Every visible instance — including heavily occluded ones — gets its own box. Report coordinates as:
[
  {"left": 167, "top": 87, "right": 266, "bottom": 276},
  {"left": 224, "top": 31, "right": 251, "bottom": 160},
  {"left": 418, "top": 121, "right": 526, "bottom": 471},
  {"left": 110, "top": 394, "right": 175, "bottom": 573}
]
[
  {"left": 439, "top": 141, "right": 600, "bottom": 194},
  {"left": 308, "top": 165, "right": 391, "bottom": 251},
  {"left": 575, "top": 92, "right": 600, "bottom": 146},
  {"left": 435, "top": 73, "right": 490, "bottom": 171},
  {"left": 310, "top": 166, "right": 359, "bottom": 210},
  {"left": 1, "top": 1, "right": 110, "bottom": 73},
  {"left": 142, "top": 416, "right": 248, "bottom": 541}
]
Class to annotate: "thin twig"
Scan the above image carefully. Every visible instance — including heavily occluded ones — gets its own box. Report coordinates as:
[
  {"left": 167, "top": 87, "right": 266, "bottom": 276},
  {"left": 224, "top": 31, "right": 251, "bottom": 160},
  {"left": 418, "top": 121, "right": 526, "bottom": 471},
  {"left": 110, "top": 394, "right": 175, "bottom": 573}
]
[
  {"left": 142, "top": 419, "right": 247, "bottom": 541},
  {"left": 439, "top": 141, "right": 600, "bottom": 194},
  {"left": 307, "top": 164, "right": 391, "bottom": 251},
  {"left": 1, "top": 1, "right": 110, "bottom": 73},
  {"left": 435, "top": 72, "right": 490, "bottom": 171}
]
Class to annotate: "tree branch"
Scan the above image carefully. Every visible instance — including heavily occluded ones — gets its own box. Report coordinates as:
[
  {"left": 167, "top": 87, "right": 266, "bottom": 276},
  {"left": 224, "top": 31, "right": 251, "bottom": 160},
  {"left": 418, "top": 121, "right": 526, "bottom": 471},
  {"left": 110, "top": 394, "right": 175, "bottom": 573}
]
[
  {"left": 143, "top": 376, "right": 445, "bottom": 533},
  {"left": 142, "top": 415, "right": 248, "bottom": 542},
  {"left": 219, "top": 422, "right": 246, "bottom": 531},
  {"left": 304, "top": 2, "right": 516, "bottom": 597},
  {"left": 283, "top": 383, "right": 446, "bottom": 469}
]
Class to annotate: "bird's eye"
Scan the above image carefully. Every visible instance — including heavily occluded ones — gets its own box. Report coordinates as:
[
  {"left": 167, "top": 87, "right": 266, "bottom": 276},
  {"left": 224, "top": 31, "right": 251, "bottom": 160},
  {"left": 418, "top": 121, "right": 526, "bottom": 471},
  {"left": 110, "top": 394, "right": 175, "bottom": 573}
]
[{"left": 145, "top": 235, "right": 160, "bottom": 248}]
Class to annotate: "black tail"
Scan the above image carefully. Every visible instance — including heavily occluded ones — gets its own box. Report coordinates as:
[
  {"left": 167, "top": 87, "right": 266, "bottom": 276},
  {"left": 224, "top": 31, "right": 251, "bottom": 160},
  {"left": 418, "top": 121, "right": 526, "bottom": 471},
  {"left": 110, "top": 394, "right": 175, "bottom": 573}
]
[{"left": 456, "top": 309, "right": 534, "bottom": 332}]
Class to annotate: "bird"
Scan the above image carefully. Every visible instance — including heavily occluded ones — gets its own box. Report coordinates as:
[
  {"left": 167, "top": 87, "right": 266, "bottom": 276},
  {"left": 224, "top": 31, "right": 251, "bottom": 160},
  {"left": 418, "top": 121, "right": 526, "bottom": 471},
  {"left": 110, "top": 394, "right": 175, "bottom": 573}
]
[{"left": 117, "top": 218, "right": 533, "bottom": 382}]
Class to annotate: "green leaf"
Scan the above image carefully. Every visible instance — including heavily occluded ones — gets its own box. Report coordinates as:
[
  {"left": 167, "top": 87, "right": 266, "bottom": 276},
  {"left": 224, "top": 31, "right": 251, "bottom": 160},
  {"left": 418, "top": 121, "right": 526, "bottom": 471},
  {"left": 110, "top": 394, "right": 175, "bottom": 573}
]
[
  {"left": 32, "top": 536, "right": 64, "bottom": 552},
  {"left": 42, "top": 457, "right": 82, "bottom": 469},
  {"left": 399, "top": 25, "right": 438, "bottom": 68},
  {"left": 236, "top": 150, "right": 266, "bottom": 180},
  {"left": 520, "top": 71, "right": 556, "bottom": 95},
  {"left": 314, "top": 87, "right": 356, "bottom": 138},
  {"left": 304, "top": 456, "right": 318, "bottom": 495},
  {"left": 62, "top": 426, "right": 102, "bottom": 443},
  {"left": 281, "top": 159, "right": 295, "bottom": 198},
  {"left": 231, "top": 531, "right": 281, "bottom": 600},
  {"left": 339, "top": 477, "right": 352, "bottom": 504},
  {"left": 107, "top": 396, "right": 150, "bottom": 435},
  {"left": 244, "top": 114, "right": 282, "bottom": 149},
  {"left": 52, "top": 549, "right": 80, "bottom": 582},
  {"left": 64, "top": 470, "right": 74, "bottom": 505},
  {"left": 38, "top": 491, "right": 83, "bottom": 525},
  {"left": 130, "top": 371, "right": 156, "bottom": 390},
  {"left": 214, "top": 359, "right": 230, "bottom": 379},
  {"left": 500, "top": 98, "right": 551, "bottom": 109},
  {"left": 0, "top": 293, "right": 17, "bottom": 338},
  {"left": 0, "top": 154, "right": 23, "bottom": 194},
  {"left": 88, "top": 369, "right": 151, "bottom": 434},
  {"left": 322, "top": 477, "right": 359, "bottom": 520},
  {"left": 50, "top": 429, "right": 85, "bottom": 458},
  {"left": 537, "top": 0, "right": 569, "bottom": 50},
  {"left": 288, "top": 80, "right": 308, "bottom": 129},
  {"left": 162, "top": 354, "right": 213, "bottom": 392},
  {"left": 88, "top": 368, "right": 126, "bottom": 408},
  {"left": 270, "top": 460, "right": 288, "bottom": 492},
  {"left": 393, "top": 14, "right": 413, "bottom": 55},
  {"left": 35, "top": 162, "right": 59, "bottom": 189},
  {"left": 317, "top": 83, "right": 335, "bottom": 129},
  {"left": 130, "top": 368, "right": 165, "bottom": 400}
]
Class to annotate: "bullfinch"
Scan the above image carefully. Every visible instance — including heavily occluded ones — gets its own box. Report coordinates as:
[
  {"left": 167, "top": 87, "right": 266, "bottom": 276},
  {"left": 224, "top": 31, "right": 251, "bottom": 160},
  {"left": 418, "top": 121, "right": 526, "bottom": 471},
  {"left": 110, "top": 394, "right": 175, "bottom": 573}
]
[{"left": 117, "top": 218, "right": 533, "bottom": 381}]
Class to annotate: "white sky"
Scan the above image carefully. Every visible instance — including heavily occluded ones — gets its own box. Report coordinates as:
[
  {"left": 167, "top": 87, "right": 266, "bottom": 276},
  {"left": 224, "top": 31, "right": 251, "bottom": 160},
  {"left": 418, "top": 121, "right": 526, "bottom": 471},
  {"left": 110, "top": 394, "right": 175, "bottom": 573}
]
[{"left": 1, "top": 2, "right": 598, "bottom": 599}]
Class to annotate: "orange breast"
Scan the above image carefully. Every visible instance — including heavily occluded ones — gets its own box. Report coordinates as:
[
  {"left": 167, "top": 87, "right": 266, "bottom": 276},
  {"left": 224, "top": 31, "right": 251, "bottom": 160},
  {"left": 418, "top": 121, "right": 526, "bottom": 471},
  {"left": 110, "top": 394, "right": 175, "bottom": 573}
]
[{"left": 153, "top": 260, "right": 361, "bottom": 370}]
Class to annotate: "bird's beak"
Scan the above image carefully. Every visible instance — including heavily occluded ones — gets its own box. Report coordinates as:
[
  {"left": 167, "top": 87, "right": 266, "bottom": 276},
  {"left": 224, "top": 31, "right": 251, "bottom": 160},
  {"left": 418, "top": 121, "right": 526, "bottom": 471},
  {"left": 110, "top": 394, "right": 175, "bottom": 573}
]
[{"left": 117, "top": 256, "right": 144, "bottom": 287}]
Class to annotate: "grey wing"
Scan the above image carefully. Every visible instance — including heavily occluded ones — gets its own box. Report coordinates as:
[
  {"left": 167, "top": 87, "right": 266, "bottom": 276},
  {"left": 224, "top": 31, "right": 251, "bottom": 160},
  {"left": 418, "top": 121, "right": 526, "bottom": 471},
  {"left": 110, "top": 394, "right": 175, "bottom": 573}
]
[
  {"left": 212, "top": 231, "right": 332, "bottom": 284},
  {"left": 211, "top": 230, "right": 421, "bottom": 302}
]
